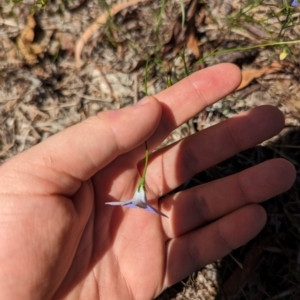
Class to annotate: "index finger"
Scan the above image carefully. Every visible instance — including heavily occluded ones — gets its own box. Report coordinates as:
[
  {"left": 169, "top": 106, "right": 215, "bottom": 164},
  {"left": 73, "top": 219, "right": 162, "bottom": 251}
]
[
  {"left": 103, "top": 63, "right": 241, "bottom": 187},
  {"left": 148, "top": 63, "right": 242, "bottom": 149},
  {"left": 110, "top": 63, "right": 241, "bottom": 191}
]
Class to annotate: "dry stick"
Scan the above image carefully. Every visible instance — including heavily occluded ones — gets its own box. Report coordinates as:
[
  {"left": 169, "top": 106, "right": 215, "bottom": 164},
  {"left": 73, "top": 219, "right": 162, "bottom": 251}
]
[{"left": 75, "top": 0, "right": 147, "bottom": 69}]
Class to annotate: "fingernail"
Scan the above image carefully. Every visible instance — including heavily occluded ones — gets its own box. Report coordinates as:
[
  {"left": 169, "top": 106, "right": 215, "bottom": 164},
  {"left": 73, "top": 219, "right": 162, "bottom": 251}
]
[{"left": 135, "top": 97, "right": 150, "bottom": 107}]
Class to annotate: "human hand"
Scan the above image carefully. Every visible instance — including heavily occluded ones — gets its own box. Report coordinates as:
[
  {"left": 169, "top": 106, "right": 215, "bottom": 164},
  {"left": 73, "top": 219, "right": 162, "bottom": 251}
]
[{"left": 0, "top": 63, "right": 295, "bottom": 300}]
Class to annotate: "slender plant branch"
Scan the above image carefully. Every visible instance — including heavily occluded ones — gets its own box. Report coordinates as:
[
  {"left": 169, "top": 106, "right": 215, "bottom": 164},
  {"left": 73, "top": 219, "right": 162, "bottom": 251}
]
[{"left": 138, "top": 142, "right": 149, "bottom": 191}]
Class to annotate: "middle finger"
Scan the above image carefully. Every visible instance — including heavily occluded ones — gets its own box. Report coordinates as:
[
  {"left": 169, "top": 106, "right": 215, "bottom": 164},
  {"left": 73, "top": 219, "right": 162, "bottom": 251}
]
[{"left": 145, "top": 105, "right": 284, "bottom": 197}]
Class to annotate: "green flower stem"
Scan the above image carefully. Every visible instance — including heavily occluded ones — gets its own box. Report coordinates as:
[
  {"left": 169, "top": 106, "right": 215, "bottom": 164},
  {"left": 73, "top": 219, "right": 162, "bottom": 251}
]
[{"left": 138, "top": 142, "right": 148, "bottom": 191}]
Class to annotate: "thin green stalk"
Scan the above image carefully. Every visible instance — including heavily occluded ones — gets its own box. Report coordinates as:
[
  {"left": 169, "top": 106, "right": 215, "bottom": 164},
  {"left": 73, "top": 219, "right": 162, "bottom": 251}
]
[
  {"left": 194, "top": 39, "right": 300, "bottom": 65},
  {"left": 144, "top": 59, "right": 150, "bottom": 96},
  {"left": 180, "top": 47, "right": 189, "bottom": 77},
  {"left": 156, "top": 0, "right": 167, "bottom": 35},
  {"left": 138, "top": 142, "right": 148, "bottom": 191},
  {"left": 167, "top": 75, "right": 173, "bottom": 88},
  {"left": 278, "top": 2, "right": 292, "bottom": 38}
]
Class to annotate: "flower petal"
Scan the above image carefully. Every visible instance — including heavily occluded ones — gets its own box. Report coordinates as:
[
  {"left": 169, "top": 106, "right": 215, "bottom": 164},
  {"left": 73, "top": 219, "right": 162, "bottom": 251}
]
[
  {"left": 146, "top": 204, "right": 168, "bottom": 218},
  {"left": 105, "top": 200, "right": 133, "bottom": 206},
  {"left": 123, "top": 203, "right": 139, "bottom": 208}
]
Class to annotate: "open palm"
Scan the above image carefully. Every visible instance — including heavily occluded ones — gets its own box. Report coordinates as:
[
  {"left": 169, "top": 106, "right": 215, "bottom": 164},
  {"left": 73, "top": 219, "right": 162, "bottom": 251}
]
[{"left": 0, "top": 64, "right": 295, "bottom": 300}]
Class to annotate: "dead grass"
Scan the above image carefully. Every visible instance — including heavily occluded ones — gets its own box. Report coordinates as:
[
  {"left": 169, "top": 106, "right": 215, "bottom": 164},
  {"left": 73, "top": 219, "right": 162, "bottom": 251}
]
[{"left": 1, "top": 0, "right": 300, "bottom": 299}]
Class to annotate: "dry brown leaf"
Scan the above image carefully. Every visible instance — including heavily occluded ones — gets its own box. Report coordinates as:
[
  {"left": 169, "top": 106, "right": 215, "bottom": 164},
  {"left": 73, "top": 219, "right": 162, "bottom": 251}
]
[
  {"left": 16, "top": 15, "right": 37, "bottom": 63},
  {"left": 16, "top": 15, "right": 44, "bottom": 64},
  {"left": 30, "top": 44, "right": 44, "bottom": 55},
  {"left": 162, "top": 0, "right": 202, "bottom": 59},
  {"left": 186, "top": 31, "right": 200, "bottom": 58},
  {"left": 75, "top": 0, "right": 147, "bottom": 69},
  {"left": 237, "top": 62, "right": 282, "bottom": 90}
]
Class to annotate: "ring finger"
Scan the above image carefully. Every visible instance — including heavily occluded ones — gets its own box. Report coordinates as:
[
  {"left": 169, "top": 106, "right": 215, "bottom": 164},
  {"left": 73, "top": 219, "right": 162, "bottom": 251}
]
[{"left": 160, "top": 158, "right": 295, "bottom": 239}]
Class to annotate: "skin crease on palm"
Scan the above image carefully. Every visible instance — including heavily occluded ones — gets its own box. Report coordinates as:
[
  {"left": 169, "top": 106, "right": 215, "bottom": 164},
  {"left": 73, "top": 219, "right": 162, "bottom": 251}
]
[{"left": 0, "top": 63, "right": 296, "bottom": 300}]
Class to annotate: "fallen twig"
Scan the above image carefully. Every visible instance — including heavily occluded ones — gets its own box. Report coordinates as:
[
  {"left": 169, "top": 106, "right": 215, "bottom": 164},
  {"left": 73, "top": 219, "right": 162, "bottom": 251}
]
[{"left": 75, "top": 0, "right": 147, "bottom": 69}]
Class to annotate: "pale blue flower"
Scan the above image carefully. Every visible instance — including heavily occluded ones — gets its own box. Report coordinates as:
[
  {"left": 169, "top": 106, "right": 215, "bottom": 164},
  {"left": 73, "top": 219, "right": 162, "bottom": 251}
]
[
  {"left": 292, "top": 0, "right": 299, "bottom": 7},
  {"left": 106, "top": 185, "right": 168, "bottom": 217},
  {"left": 105, "top": 142, "right": 168, "bottom": 218}
]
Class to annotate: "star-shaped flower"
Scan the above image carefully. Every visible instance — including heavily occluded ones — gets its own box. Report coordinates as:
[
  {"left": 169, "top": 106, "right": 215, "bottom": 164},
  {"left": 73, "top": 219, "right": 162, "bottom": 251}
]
[
  {"left": 106, "top": 185, "right": 168, "bottom": 217},
  {"left": 292, "top": 0, "right": 299, "bottom": 7},
  {"left": 105, "top": 142, "right": 168, "bottom": 218}
]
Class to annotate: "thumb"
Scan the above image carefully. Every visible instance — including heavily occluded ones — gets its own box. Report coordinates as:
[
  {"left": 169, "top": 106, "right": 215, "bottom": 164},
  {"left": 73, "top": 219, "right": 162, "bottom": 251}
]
[{"left": 1, "top": 97, "right": 162, "bottom": 194}]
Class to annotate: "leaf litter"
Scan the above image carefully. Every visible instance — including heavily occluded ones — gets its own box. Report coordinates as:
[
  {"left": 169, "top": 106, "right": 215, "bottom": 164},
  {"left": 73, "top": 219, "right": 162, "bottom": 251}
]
[{"left": 1, "top": 0, "right": 300, "bottom": 299}]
